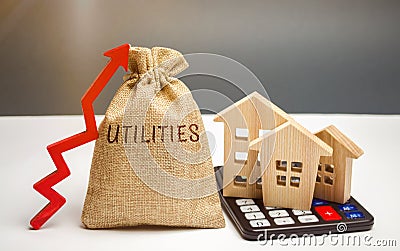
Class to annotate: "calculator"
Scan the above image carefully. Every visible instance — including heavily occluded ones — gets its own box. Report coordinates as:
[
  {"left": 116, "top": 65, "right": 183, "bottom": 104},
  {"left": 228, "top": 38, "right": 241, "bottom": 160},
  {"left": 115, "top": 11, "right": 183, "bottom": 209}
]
[{"left": 214, "top": 166, "right": 374, "bottom": 241}]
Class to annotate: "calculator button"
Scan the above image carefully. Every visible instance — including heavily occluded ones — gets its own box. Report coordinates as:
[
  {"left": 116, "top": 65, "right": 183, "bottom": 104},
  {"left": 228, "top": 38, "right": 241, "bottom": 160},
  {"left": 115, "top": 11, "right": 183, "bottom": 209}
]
[
  {"left": 315, "top": 206, "right": 342, "bottom": 221},
  {"left": 312, "top": 198, "right": 328, "bottom": 206},
  {"left": 298, "top": 215, "right": 319, "bottom": 223},
  {"left": 235, "top": 199, "right": 255, "bottom": 206},
  {"left": 345, "top": 211, "right": 365, "bottom": 219},
  {"left": 265, "top": 206, "right": 277, "bottom": 210},
  {"left": 240, "top": 205, "right": 260, "bottom": 213},
  {"left": 274, "top": 217, "right": 295, "bottom": 225},
  {"left": 268, "top": 210, "right": 289, "bottom": 218},
  {"left": 292, "top": 209, "right": 312, "bottom": 216},
  {"left": 338, "top": 204, "right": 357, "bottom": 212},
  {"left": 249, "top": 219, "right": 271, "bottom": 228},
  {"left": 245, "top": 212, "right": 265, "bottom": 220}
]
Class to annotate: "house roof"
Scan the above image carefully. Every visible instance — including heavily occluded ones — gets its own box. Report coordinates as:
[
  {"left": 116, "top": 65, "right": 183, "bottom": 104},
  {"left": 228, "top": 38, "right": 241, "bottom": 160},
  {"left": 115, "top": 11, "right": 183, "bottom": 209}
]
[
  {"left": 213, "top": 91, "right": 291, "bottom": 123},
  {"left": 249, "top": 120, "right": 333, "bottom": 156},
  {"left": 315, "top": 125, "right": 364, "bottom": 159}
]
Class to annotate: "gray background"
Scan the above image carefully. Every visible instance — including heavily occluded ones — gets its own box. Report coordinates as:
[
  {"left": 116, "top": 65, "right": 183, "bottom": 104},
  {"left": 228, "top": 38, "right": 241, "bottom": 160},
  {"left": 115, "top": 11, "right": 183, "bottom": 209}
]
[{"left": 0, "top": 0, "right": 399, "bottom": 115}]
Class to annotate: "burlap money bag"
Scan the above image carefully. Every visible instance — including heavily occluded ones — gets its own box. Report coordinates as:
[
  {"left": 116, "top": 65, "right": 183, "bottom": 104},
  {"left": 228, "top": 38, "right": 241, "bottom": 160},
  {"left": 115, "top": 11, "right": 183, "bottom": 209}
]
[{"left": 81, "top": 46, "right": 225, "bottom": 229}]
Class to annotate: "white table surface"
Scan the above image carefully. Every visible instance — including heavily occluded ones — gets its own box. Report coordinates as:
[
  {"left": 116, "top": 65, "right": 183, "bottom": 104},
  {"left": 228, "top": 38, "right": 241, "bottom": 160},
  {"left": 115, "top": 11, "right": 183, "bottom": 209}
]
[{"left": 1, "top": 114, "right": 399, "bottom": 250}]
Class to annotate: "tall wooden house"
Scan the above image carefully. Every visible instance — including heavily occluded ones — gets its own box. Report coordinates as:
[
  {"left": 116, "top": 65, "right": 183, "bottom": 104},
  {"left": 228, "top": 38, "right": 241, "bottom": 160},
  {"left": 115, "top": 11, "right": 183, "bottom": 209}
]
[{"left": 213, "top": 92, "right": 290, "bottom": 199}]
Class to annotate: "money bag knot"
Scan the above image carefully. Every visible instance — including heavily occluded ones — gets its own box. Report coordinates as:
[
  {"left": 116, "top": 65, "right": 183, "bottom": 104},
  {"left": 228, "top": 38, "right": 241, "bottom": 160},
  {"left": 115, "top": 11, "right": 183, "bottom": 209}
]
[{"left": 123, "top": 46, "right": 188, "bottom": 92}]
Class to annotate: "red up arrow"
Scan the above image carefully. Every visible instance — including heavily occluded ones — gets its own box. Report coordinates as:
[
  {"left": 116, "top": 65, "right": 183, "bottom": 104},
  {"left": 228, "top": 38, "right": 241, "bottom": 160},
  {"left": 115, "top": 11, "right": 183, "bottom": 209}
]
[{"left": 30, "top": 44, "right": 130, "bottom": 230}]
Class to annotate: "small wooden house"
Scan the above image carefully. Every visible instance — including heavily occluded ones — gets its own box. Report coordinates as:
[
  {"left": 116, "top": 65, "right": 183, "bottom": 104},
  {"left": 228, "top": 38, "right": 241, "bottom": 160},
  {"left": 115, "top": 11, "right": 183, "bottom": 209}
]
[
  {"left": 314, "top": 125, "right": 364, "bottom": 204},
  {"left": 213, "top": 92, "right": 290, "bottom": 199},
  {"left": 249, "top": 121, "right": 333, "bottom": 210}
]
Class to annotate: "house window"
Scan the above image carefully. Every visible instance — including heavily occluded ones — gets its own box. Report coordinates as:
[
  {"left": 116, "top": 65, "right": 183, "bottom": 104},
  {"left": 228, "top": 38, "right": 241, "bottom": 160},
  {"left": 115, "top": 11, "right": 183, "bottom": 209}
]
[
  {"left": 291, "top": 162, "right": 303, "bottom": 173},
  {"left": 324, "top": 176, "right": 334, "bottom": 185},
  {"left": 234, "top": 175, "right": 247, "bottom": 186},
  {"left": 235, "top": 152, "right": 248, "bottom": 163},
  {"left": 276, "top": 160, "right": 302, "bottom": 187},
  {"left": 256, "top": 153, "right": 261, "bottom": 166},
  {"left": 256, "top": 177, "right": 262, "bottom": 189},
  {"left": 276, "top": 160, "right": 287, "bottom": 171},
  {"left": 317, "top": 162, "right": 335, "bottom": 186},
  {"left": 325, "top": 164, "right": 334, "bottom": 173},
  {"left": 277, "top": 175, "right": 286, "bottom": 186},
  {"left": 290, "top": 177, "right": 300, "bottom": 187},
  {"left": 235, "top": 128, "right": 249, "bottom": 139}
]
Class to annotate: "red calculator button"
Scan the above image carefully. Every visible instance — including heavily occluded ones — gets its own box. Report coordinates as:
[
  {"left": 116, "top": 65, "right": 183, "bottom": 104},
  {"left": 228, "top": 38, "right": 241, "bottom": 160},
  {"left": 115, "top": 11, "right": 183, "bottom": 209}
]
[{"left": 315, "top": 206, "right": 342, "bottom": 221}]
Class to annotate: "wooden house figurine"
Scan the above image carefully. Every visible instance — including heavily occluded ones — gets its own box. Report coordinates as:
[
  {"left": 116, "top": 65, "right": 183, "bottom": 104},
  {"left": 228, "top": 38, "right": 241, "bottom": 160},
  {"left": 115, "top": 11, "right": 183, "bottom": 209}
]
[
  {"left": 313, "top": 125, "right": 364, "bottom": 204},
  {"left": 249, "top": 121, "right": 333, "bottom": 210},
  {"left": 213, "top": 92, "right": 290, "bottom": 199}
]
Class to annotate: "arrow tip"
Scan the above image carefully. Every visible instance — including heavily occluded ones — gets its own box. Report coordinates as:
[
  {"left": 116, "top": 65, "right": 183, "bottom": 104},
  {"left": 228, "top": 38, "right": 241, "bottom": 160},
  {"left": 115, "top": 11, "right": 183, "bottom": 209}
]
[{"left": 103, "top": 44, "right": 130, "bottom": 71}]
